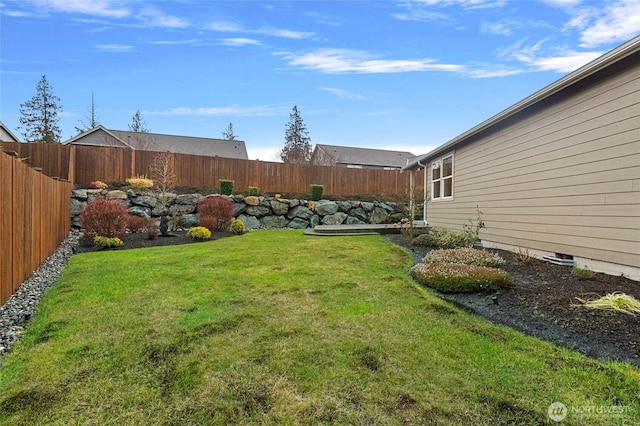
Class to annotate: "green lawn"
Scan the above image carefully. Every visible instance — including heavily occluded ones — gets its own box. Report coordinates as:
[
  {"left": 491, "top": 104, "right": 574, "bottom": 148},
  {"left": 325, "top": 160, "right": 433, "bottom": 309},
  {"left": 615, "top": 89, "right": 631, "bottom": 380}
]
[{"left": 0, "top": 231, "right": 638, "bottom": 425}]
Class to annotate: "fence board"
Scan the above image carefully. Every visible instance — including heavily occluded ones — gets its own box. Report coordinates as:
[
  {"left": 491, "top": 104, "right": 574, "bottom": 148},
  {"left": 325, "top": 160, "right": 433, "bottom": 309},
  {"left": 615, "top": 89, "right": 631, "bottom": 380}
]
[{"left": 0, "top": 154, "right": 13, "bottom": 304}]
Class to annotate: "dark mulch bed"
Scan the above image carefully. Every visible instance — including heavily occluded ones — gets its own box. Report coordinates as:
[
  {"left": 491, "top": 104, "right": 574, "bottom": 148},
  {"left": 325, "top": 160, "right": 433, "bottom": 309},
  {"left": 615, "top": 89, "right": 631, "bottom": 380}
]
[
  {"left": 383, "top": 234, "right": 640, "bottom": 367},
  {"left": 73, "top": 230, "right": 236, "bottom": 254}
]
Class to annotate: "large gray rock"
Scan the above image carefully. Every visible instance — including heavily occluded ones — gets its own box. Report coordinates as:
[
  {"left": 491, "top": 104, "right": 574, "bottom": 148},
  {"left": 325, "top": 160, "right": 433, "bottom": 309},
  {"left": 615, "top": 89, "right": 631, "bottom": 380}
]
[
  {"left": 270, "top": 200, "right": 289, "bottom": 215},
  {"left": 181, "top": 214, "right": 199, "bottom": 228},
  {"left": 310, "top": 214, "right": 321, "bottom": 228},
  {"left": 71, "top": 189, "right": 87, "bottom": 200},
  {"left": 349, "top": 207, "right": 367, "bottom": 222},
  {"left": 369, "top": 207, "right": 390, "bottom": 224},
  {"left": 70, "top": 199, "right": 85, "bottom": 216},
  {"left": 288, "top": 217, "right": 309, "bottom": 229},
  {"left": 132, "top": 195, "right": 157, "bottom": 209},
  {"left": 175, "top": 194, "right": 203, "bottom": 205},
  {"left": 128, "top": 206, "right": 151, "bottom": 218},
  {"left": 361, "top": 202, "right": 374, "bottom": 212},
  {"left": 152, "top": 204, "right": 168, "bottom": 217},
  {"left": 246, "top": 205, "right": 271, "bottom": 218},
  {"left": 244, "top": 196, "right": 260, "bottom": 206},
  {"left": 288, "top": 199, "right": 300, "bottom": 208},
  {"left": 337, "top": 201, "right": 352, "bottom": 213},
  {"left": 260, "top": 215, "right": 288, "bottom": 229},
  {"left": 346, "top": 215, "right": 366, "bottom": 225},
  {"left": 315, "top": 200, "right": 338, "bottom": 216},
  {"left": 238, "top": 214, "right": 260, "bottom": 230},
  {"left": 287, "top": 205, "right": 313, "bottom": 220},
  {"left": 376, "top": 202, "right": 394, "bottom": 212},
  {"left": 106, "top": 190, "right": 127, "bottom": 200},
  {"left": 234, "top": 202, "right": 247, "bottom": 216},
  {"left": 321, "top": 212, "right": 347, "bottom": 225},
  {"left": 169, "top": 203, "right": 196, "bottom": 215}
]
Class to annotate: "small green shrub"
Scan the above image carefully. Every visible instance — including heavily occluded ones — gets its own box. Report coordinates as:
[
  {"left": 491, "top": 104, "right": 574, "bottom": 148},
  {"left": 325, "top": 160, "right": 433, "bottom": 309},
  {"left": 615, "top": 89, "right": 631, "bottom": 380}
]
[
  {"left": 413, "top": 227, "right": 476, "bottom": 249},
  {"left": 230, "top": 219, "right": 245, "bottom": 234},
  {"left": 310, "top": 184, "right": 324, "bottom": 201},
  {"left": 93, "top": 236, "right": 124, "bottom": 249},
  {"left": 248, "top": 186, "right": 260, "bottom": 196},
  {"left": 219, "top": 179, "right": 234, "bottom": 196},
  {"left": 410, "top": 262, "right": 514, "bottom": 293},
  {"left": 571, "top": 267, "right": 595, "bottom": 280},
  {"left": 188, "top": 226, "right": 211, "bottom": 241},
  {"left": 423, "top": 247, "right": 506, "bottom": 268}
]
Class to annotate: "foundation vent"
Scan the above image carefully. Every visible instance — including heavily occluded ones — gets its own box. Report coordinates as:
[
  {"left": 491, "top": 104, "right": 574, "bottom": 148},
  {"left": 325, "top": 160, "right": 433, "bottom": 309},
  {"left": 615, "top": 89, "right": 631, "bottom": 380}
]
[{"left": 543, "top": 253, "right": 575, "bottom": 267}]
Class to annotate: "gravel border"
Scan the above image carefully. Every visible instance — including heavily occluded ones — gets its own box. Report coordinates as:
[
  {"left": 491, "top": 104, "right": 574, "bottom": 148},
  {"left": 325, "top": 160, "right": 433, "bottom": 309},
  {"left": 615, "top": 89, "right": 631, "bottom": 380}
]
[{"left": 0, "top": 231, "right": 79, "bottom": 359}]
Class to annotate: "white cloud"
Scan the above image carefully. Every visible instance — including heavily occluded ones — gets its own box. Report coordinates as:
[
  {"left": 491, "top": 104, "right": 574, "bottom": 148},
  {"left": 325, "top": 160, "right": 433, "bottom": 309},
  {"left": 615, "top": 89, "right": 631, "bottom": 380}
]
[
  {"left": 96, "top": 44, "right": 134, "bottom": 52},
  {"left": 218, "top": 38, "right": 262, "bottom": 47},
  {"left": 145, "top": 104, "right": 290, "bottom": 117},
  {"left": 498, "top": 39, "right": 603, "bottom": 73},
  {"left": 317, "top": 87, "right": 365, "bottom": 100},
  {"left": 480, "top": 21, "right": 513, "bottom": 35},
  {"left": 531, "top": 50, "right": 604, "bottom": 72},
  {"left": 280, "top": 48, "right": 464, "bottom": 74},
  {"left": 25, "top": 0, "right": 130, "bottom": 18},
  {"left": 206, "top": 20, "right": 314, "bottom": 39},
  {"left": 246, "top": 146, "right": 282, "bottom": 162},
  {"left": 578, "top": 0, "right": 640, "bottom": 47},
  {"left": 138, "top": 5, "right": 189, "bottom": 29}
]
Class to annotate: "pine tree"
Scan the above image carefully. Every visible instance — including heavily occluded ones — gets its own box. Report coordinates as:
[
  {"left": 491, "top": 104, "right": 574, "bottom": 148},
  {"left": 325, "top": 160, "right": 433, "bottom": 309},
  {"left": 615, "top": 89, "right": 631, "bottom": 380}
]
[
  {"left": 221, "top": 122, "right": 238, "bottom": 140},
  {"left": 19, "top": 75, "right": 63, "bottom": 143},
  {"left": 128, "top": 110, "right": 149, "bottom": 133},
  {"left": 127, "top": 110, "right": 154, "bottom": 150},
  {"left": 75, "top": 93, "right": 100, "bottom": 134},
  {"left": 279, "top": 106, "right": 311, "bottom": 163}
]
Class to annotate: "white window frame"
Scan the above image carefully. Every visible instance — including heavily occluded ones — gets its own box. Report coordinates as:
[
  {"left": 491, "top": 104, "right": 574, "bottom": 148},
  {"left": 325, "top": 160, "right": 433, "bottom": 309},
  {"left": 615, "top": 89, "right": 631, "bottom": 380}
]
[{"left": 431, "top": 153, "right": 454, "bottom": 201}]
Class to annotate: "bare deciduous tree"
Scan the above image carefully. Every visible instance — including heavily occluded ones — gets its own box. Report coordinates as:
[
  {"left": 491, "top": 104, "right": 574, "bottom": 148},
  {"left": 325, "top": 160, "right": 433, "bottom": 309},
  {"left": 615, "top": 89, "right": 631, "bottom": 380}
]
[{"left": 149, "top": 151, "right": 177, "bottom": 208}]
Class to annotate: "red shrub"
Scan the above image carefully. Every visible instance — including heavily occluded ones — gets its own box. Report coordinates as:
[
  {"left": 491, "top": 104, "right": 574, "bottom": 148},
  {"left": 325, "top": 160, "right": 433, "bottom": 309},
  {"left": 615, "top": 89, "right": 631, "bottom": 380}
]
[
  {"left": 80, "top": 198, "right": 128, "bottom": 241},
  {"left": 126, "top": 214, "right": 148, "bottom": 233},
  {"left": 197, "top": 196, "right": 234, "bottom": 231}
]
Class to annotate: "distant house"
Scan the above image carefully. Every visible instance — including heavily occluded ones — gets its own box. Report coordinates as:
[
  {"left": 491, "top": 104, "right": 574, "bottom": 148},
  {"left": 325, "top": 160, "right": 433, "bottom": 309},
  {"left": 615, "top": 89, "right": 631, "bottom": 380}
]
[
  {"left": 403, "top": 35, "right": 640, "bottom": 280},
  {"left": 63, "top": 125, "right": 248, "bottom": 160},
  {"left": 311, "top": 144, "right": 415, "bottom": 170},
  {"left": 0, "top": 121, "right": 20, "bottom": 143}
]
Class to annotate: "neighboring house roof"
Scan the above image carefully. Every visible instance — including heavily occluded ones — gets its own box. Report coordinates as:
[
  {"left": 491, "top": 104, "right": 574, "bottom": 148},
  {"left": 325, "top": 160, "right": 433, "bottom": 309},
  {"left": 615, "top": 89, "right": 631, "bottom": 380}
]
[
  {"left": 311, "top": 144, "right": 415, "bottom": 168},
  {"left": 403, "top": 34, "right": 640, "bottom": 171},
  {"left": 63, "top": 125, "right": 248, "bottom": 160},
  {"left": 0, "top": 121, "right": 20, "bottom": 142}
]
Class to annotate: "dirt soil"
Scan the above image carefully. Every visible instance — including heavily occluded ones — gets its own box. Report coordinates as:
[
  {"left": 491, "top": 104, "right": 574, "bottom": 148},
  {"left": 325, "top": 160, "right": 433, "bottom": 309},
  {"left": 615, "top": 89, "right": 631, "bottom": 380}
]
[
  {"left": 384, "top": 234, "right": 640, "bottom": 368},
  {"left": 75, "top": 231, "right": 640, "bottom": 367}
]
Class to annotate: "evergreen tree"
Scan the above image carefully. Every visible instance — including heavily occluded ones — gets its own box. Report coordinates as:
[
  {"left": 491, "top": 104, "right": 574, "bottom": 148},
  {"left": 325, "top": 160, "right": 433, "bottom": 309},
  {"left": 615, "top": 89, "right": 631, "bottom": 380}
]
[
  {"left": 279, "top": 106, "right": 311, "bottom": 163},
  {"left": 128, "top": 110, "right": 149, "bottom": 133},
  {"left": 75, "top": 93, "right": 100, "bottom": 134},
  {"left": 221, "top": 122, "right": 238, "bottom": 140},
  {"left": 19, "top": 75, "right": 63, "bottom": 143}
]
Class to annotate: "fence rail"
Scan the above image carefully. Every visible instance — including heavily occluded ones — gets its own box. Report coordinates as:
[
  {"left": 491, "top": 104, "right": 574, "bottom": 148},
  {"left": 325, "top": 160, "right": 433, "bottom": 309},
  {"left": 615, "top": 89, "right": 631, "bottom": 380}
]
[
  {"left": 2, "top": 142, "right": 423, "bottom": 197},
  {"left": 0, "top": 151, "right": 72, "bottom": 306}
]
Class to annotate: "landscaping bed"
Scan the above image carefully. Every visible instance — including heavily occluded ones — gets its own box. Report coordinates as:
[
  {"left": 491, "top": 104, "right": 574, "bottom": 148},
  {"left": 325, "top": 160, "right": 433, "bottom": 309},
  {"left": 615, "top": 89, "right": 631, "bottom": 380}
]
[{"left": 385, "top": 234, "right": 640, "bottom": 367}]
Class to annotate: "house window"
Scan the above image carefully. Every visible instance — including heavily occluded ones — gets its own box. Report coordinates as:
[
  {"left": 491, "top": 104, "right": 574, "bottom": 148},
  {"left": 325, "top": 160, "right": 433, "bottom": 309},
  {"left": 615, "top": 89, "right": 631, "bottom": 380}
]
[{"left": 431, "top": 154, "right": 453, "bottom": 200}]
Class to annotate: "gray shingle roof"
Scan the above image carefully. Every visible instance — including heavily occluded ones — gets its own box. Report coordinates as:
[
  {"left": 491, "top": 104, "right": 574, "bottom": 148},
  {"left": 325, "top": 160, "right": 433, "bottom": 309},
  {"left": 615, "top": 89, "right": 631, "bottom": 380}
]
[
  {"left": 312, "top": 144, "right": 415, "bottom": 168},
  {"left": 64, "top": 126, "right": 248, "bottom": 160}
]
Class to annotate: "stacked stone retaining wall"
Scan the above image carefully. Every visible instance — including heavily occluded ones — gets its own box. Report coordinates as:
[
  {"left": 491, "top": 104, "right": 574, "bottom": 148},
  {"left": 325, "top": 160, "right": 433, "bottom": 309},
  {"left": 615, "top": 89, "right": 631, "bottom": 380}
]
[{"left": 70, "top": 189, "right": 410, "bottom": 230}]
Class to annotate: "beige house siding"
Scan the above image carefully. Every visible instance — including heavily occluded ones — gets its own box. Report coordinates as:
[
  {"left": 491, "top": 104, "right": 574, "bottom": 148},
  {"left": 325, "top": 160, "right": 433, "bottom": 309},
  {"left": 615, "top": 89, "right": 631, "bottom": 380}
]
[{"left": 426, "top": 51, "right": 640, "bottom": 274}]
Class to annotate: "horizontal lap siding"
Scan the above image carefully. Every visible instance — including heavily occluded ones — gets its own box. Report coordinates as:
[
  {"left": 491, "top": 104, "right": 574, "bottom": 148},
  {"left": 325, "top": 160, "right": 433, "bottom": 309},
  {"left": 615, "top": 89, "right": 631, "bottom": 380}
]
[{"left": 428, "top": 55, "right": 640, "bottom": 268}]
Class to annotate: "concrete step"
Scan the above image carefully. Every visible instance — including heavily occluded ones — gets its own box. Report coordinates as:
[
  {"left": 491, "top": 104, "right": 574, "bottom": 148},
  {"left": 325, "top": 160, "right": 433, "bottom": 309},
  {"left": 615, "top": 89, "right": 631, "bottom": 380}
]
[{"left": 305, "top": 221, "right": 429, "bottom": 237}]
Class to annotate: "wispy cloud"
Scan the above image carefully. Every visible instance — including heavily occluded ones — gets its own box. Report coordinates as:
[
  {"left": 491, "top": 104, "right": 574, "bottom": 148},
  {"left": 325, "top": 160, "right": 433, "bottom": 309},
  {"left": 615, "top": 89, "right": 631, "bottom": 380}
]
[
  {"left": 23, "top": 0, "right": 131, "bottom": 18},
  {"left": 317, "top": 87, "right": 365, "bottom": 100},
  {"left": 279, "top": 48, "right": 464, "bottom": 74},
  {"left": 138, "top": 5, "right": 189, "bottom": 28},
  {"left": 393, "top": 0, "right": 505, "bottom": 22},
  {"left": 577, "top": 0, "right": 640, "bottom": 47},
  {"left": 145, "top": 104, "right": 290, "bottom": 117},
  {"left": 206, "top": 20, "right": 315, "bottom": 40},
  {"left": 218, "top": 38, "right": 262, "bottom": 47},
  {"left": 497, "top": 39, "right": 603, "bottom": 73},
  {"left": 96, "top": 44, "right": 135, "bottom": 52}
]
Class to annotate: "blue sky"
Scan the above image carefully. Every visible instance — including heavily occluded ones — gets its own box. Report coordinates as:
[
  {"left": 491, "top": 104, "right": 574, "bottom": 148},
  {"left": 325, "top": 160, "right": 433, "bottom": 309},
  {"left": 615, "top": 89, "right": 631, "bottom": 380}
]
[{"left": 1, "top": 0, "right": 639, "bottom": 160}]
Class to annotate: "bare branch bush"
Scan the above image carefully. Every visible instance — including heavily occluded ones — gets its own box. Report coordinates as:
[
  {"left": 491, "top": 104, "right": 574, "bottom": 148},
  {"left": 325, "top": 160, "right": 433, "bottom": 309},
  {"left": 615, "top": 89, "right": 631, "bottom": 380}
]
[{"left": 149, "top": 151, "right": 177, "bottom": 208}]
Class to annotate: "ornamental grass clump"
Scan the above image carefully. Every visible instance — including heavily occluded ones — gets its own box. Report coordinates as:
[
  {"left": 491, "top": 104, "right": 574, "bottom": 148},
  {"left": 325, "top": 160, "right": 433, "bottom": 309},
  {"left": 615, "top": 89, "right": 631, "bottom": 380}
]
[
  {"left": 574, "top": 292, "right": 640, "bottom": 316},
  {"left": 410, "top": 262, "right": 514, "bottom": 293},
  {"left": 198, "top": 196, "right": 235, "bottom": 232},
  {"left": 423, "top": 247, "right": 506, "bottom": 268},
  {"left": 80, "top": 198, "right": 128, "bottom": 243},
  {"left": 93, "top": 236, "right": 124, "bottom": 249},
  {"left": 126, "top": 175, "right": 154, "bottom": 192},
  {"left": 230, "top": 219, "right": 245, "bottom": 235},
  {"left": 413, "top": 227, "right": 476, "bottom": 249}
]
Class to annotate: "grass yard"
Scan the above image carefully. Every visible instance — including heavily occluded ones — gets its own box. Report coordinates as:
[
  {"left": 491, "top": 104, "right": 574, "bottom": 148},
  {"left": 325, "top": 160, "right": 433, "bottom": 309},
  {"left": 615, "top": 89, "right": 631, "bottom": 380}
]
[{"left": 0, "top": 231, "right": 638, "bottom": 425}]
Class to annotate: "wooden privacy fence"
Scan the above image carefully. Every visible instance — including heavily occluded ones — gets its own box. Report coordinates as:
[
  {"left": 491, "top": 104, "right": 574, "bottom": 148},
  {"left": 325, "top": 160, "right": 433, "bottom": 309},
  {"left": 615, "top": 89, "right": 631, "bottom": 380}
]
[
  {"left": 1, "top": 142, "right": 423, "bottom": 197},
  {"left": 0, "top": 152, "right": 72, "bottom": 306}
]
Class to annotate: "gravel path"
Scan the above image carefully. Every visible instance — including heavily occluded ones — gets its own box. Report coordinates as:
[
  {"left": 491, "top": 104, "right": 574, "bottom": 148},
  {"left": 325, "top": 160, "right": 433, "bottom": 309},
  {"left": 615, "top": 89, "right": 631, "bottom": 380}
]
[{"left": 0, "top": 231, "right": 79, "bottom": 359}]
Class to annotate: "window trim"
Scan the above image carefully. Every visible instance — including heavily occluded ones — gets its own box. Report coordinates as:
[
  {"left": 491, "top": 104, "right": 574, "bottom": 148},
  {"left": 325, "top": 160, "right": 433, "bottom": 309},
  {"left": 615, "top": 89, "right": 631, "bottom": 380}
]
[{"left": 431, "top": 153, "right": 454, "bottom": 201}]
